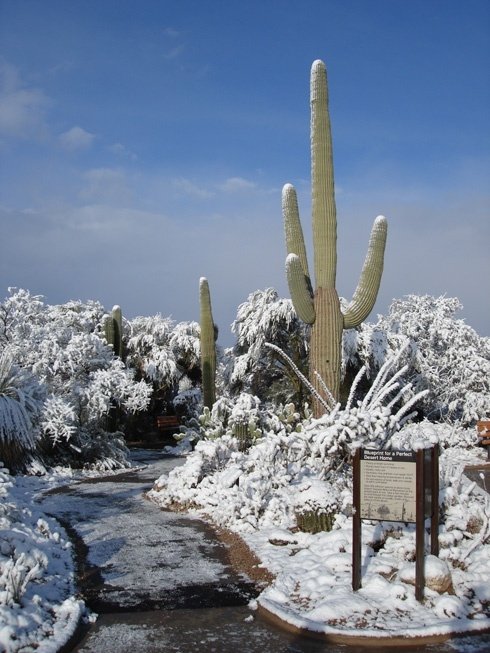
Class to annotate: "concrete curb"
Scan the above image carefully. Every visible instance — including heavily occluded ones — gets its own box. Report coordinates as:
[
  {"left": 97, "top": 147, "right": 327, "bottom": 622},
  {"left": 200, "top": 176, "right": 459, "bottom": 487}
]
[{"left": 257, "top": 603, "right": 490, "bottom": 648}]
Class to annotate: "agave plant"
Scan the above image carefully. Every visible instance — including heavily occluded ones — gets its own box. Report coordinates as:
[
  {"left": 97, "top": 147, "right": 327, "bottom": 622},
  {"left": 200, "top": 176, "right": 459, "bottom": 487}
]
[{"left": 0, "top": 348, "right": 44, "bottom": 469}]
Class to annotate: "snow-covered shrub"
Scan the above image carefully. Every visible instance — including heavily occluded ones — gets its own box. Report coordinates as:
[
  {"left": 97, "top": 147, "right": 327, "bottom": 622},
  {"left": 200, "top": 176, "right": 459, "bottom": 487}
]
[
  {"left": 72, "top": 427, "right": 131, "bottom": 471},
  {"left": 0, "top": 288, "right": 151, "bottom": 470},
  {"left": 125, "top": 314, "right": 202, "bottom": 419},
  {"left": 150, "top": 348, "right": 428, "bottom": 532},
  {"left": 174, "top": 391, "right": 305, "bottom": 451},
  {"left": 437, "top": 456, "right": 490, "bottom": 578},
  {"left": 391, "top": 419, "right": 479, "bottom": 452},
  {"left": 0, "top": 463, "right": 83, "bottom": 651},
  {"left": 293, "top": 477, "right": 343, "bottom": 533},
  {"left": 0, "top": 349, "right": 45, "bottom": 470},
  {"left": 227, "top": 289, "right": 309, "bottom": 408},
  {"left": 126, "top": 315, "right": 200, "bottom": 387},
  {"left": 126, "top": 315, "right": 178, "bottom": 387},
  {"left": 344, "top": 295, "right": 490, "bottom": 425},
  {"left": 39, "top": 396, "right": 77, "bottom": 447}
]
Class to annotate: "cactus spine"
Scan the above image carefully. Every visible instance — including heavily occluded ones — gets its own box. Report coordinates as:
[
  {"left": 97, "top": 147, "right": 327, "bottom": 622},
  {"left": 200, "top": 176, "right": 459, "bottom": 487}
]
[
  {"left": 283, "top": 60, "right": 388, "bottom": 415},
  {"left": 199, "top": 277, "right": 216, "bottom": 409}
]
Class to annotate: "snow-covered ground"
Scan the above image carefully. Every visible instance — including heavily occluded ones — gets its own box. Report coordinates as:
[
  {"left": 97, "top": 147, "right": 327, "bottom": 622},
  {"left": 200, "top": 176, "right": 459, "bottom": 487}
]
[
  {"left": 148, "top": 423, "right": 490, "bottom": 644},
  {"left": 1, "top": 429, "right": 489, "bottom": 652},
  {"left": 0, "top": 464, "right": 84, "bottom": 653},
  {"left": 0, "top": 451, "right": 257, "bottom": 653}
]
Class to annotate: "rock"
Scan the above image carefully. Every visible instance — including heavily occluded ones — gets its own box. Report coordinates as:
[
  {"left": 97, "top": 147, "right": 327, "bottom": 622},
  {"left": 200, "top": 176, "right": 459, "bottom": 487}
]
[{"left": 398, "top": 555, "right": 454, "bottom": 594}]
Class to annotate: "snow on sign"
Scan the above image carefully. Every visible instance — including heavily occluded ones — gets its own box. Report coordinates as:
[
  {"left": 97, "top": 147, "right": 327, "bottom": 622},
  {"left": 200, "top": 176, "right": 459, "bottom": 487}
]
[{"left": 360, "top": 449, "right": 416, "bottom": 522}]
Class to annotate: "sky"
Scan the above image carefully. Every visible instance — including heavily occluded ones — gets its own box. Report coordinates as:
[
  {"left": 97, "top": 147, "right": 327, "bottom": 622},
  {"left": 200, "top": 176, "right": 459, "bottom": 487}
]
[{"left": 1, "top": 0, "right": 489, "bottom": 346}]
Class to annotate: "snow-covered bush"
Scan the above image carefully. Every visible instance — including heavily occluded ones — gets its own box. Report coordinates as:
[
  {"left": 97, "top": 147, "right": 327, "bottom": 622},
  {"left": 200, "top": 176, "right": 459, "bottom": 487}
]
[
  {"left": 0, "top": 348, "right": 45, "bottom": 470},
  {"left": 125, "top": 314, "right": 201, "bottom": 416},
  {"left": 175, "top": 391, "right": 305, "bottom": 451},
  {"left": 0, "top": 463, "right": 84, "bottom": 652},
  {"left": 227, "top": 289, "right": 309, "bottom": 408},
  {"left": 433, "top": 453, "right": 490, "bottom": 606},
  {"left": 0, "top": 289, "right": 151, "bottom": 470},
  {"left": 390, "top": 420, "right": 479, "bottom": 452},
  {"left": 126, "top": 315, "right": 178, "bottom": 387},
  {"left": 150, "top": 348, "right": 427, "bottom": 531},
  {"left": 344, "top": 295, "right": 490, "bottom": 425}
]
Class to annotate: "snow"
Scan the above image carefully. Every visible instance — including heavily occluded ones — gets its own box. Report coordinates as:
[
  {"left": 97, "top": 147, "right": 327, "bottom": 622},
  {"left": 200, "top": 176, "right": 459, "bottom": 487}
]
[
  {"left": 39, "top": 469, "right": 231, "bottom": 608},
  {"left": 148, "top": 427, "right": 490, "bottom": 643},
  {"left": 0, "top": 464, "right": 85, "bottom": 653},
  {"left": 1, "top": 288, "right": 490, "bottom": 649},
  {"left": 1, "top": 434, "right": 489, "bottom": 651}
]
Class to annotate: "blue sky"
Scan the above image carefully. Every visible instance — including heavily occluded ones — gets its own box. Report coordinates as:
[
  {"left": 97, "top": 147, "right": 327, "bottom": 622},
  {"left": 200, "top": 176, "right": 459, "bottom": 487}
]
[{"left": 1, "top": 0, "right": 489, "bottom": 345}]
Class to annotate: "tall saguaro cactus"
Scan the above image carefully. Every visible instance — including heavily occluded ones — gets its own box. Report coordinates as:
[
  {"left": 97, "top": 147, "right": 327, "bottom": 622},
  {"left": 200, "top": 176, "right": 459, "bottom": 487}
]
[
  {"left": 199, "top": 277, "right": 217, "bottom": 409},
  {"left": 103, "top": 305, "right": 124, "bottom": 359},
  {"left": 284, "top": 60, "right": 388, "bottom": 415}
]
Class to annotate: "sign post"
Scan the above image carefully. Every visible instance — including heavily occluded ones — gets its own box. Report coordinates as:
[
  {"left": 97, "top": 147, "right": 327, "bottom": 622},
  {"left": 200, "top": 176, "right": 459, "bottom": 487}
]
[{"left": 352, "top": 446, "right": 439, "bottom": 602}]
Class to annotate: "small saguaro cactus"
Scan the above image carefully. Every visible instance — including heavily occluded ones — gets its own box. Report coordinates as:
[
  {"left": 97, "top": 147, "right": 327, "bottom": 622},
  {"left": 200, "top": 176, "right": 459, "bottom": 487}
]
[
  {"left": 283, "top": 60, "right": 388, "bottom": 415},
  {"left": 103, "top": 305, "right": 124, "bottom": 358},
  {"left": 199, "top": 277, "right": 217, "bottom": 409}
]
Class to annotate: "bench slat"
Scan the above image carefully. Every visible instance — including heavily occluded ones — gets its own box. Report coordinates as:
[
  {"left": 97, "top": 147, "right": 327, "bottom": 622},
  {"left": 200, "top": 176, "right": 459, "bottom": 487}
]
[{"left": 156, "top": 416, "right": 180, "bottom": 430}]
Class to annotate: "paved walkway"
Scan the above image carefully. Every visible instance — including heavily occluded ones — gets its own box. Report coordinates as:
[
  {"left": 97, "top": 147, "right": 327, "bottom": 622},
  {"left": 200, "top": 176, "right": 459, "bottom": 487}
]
[{"left": 41, "top": 450, "right": 490, "bottom": 653}]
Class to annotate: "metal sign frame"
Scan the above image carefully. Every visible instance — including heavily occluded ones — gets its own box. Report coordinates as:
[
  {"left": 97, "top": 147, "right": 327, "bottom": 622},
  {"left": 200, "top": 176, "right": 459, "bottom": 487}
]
[{"left": 352, "top": 445, "right": 439, "bottom": 602}]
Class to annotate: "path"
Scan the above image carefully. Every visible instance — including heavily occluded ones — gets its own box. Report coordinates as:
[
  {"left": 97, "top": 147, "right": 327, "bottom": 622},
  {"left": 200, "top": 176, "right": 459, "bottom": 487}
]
[
  {"left": 39, "top": 450, "right": 490, "bottom": 653},
  {"left": 41, "top": 450, "right": 256, "bottom": 614}
]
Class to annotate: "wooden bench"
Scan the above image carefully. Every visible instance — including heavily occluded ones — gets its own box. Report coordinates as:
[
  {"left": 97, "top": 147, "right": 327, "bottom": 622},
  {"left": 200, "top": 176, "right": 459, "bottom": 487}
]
[
  {"left": 476, "top": 420, "right": 490, "bottom": 460},
  {"left": 156, "top": 415, "right": 181, "bottom": 433}
]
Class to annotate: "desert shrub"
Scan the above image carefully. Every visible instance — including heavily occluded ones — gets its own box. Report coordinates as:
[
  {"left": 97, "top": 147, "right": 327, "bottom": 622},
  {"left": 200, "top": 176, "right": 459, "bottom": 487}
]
[
  {"left": 0, "top": 289, "right": 151, "bottom": 471},
  {"left": 343, "top": 295, "right": 490, "bottom": 425}
]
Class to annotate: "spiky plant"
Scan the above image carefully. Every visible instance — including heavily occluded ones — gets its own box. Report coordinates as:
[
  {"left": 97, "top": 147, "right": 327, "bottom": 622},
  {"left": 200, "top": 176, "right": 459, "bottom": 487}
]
[
  {"left": 199, "top": 278, "right": 217, "bottom": 409},
  {"left": 283, "top": 60, "right": 388, "bottom": 415},
  {"left": 0, "top": 348, "right": 41, "bottom": 469}
]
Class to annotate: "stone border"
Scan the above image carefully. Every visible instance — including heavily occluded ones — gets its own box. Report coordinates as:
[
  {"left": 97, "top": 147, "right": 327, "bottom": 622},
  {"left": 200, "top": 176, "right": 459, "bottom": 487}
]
[{"left": 258, "top": 603, "right": 490, "bottom": 648}]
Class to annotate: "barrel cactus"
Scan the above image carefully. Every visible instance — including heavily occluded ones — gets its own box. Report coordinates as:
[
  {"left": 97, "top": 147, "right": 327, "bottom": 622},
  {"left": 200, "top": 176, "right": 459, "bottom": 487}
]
[
  {"left": 283, "top": 60, "right": 388, "bottom": 415},
  {"left": 199, "top": 277, "right": 217, "bottom": 409}
]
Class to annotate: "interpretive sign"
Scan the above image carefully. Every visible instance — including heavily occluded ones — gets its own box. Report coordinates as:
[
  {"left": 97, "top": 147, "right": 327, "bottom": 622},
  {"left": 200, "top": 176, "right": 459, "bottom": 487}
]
[
  {"left": 352, "top": 446, "right": 439, "bottom": 602},
  {"left": 360, "top": 449, "right": 416, "bottom": 522}
]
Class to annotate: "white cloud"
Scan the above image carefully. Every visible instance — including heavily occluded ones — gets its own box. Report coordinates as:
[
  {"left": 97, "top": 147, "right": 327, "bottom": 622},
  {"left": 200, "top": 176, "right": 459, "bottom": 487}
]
[
  {"left": 108, "top": 142, "right": 137, "bottom": 160},
  {"left": 2, "top": 161, "right": 488, "bottom": 348},
  {"left": 162, "top": 27, "right": 182, "bottom": 38},
  {"left": 218, "top": 177, "right": 257, "bottom": 193},
  {"left": 0, "top": 60, "right": 50, "bottom": 140},
  {"left": 59, "top": 126, "right": 95, "bottom": 150},
  {"left": 163, "top": 45, "right": 186, "bottom": 60},
  {"left": 172, "top": 177, "right": 215, "bottom": 199},
  {"left": 79, "top": 167, "right": 129, "bottom": 202},
  {"left": 162, "top": 26, "right": 186, "bottom": 60}
]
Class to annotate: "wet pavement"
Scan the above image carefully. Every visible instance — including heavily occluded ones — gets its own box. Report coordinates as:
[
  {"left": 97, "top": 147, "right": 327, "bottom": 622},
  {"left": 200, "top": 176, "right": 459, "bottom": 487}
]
[
  {"left": 41, "top": 450, "right": 256, "bottom": 614},
  {"left": 40, "top": 449, "right": 490, "bottom": 653}
]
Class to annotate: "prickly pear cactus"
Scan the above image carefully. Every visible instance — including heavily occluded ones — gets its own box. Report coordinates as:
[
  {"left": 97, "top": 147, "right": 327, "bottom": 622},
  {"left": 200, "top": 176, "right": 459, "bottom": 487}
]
[
  {"left": 199, "top": 277, "right": 217, "bottom": 409},
  {"left": 283, "top": 60, "right": 387, "bottom": 415}
]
